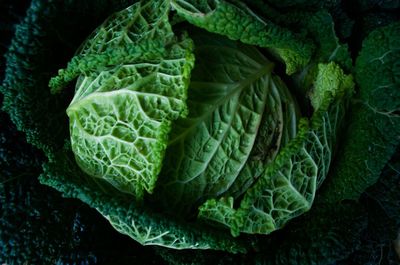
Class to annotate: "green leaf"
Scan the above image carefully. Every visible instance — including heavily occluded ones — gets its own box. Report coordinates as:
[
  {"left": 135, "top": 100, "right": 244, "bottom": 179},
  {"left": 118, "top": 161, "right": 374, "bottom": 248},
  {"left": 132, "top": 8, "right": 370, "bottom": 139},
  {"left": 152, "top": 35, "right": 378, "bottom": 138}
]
[
  {"left": 199, "top": 62, "right": 354, "bottom": 236},
  {"left": 255, "top": 201, "right": 367, "bottom": 265},
  {"left": 297, "top": 10, "right": 352, "bottom": 72},
  {"left": 77, "top": 0, "right": 173, "bottom": 56},
  {"left": 337, "top": 146, "right": 400, "bottom": 265},
  {"left": 154, "top": 32, "right": 298, "bottom": 215},
  {"left": 50, "top": 0, "right": 195, "bottom": 198},
  {"left": 171, "top": 0, "right": 314, "bottom": 74},
  {"left": 67, "top": 38, "right": 194, "bottom": 198},
  {"left": 39, "top": 146, "right": 247, "bottom": 253},
  {"left": 319, "top": 22, "right": 400, "bottom": 203},
  {"left": 284, "top": 10, "right": 353, "bottom": 98},
  {"left": 49, "top": 0, "right": 174, "bottom": 92}
]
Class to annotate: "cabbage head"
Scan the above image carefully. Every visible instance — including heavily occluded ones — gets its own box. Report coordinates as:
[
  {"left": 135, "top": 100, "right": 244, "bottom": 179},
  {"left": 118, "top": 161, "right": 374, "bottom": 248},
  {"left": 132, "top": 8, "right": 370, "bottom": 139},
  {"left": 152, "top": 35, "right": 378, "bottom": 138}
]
[{"left": 2, "top": 0, "right": 399, "bottom": 259}]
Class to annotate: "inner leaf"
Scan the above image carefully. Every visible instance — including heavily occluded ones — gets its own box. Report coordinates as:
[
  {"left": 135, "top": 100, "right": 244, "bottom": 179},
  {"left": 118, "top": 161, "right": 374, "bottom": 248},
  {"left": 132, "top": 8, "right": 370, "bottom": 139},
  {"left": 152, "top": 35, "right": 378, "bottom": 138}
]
[{"left": 155, "top": 33, "right": 299, "bottom": 215}]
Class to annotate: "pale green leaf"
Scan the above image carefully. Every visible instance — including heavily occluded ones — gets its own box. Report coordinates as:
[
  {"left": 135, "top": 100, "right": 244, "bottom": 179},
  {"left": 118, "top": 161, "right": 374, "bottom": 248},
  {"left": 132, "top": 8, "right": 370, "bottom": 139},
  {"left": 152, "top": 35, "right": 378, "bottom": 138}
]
[
  {"left": 67, "top": 38, "right": 194, "bottom": 198},
  {"left": 51, "top": 0, "right": 195, "bottom": 198}
]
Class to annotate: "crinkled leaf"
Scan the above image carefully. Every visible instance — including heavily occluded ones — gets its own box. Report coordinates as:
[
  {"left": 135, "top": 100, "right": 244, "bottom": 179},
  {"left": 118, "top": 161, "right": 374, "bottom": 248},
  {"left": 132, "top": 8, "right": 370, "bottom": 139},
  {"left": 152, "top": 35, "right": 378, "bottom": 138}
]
[
  {"left": 254, "top": 201, "right": 367, "bottom": 265},
  {"left": 67, "top": 38, "right": 193, "bottom": 198},
  {"left": 39, "top": 147, "right": 247, "bottom": 253},
  {"left": 334, "top": 145, "right": 400, "bottom": 265},
  {"left": 319, "top": 22, "right": 400, "bottom": 203},
  {"left": 0, "top": 0, "right": 147, "bottom": 155},
  {"left": 49, "top": 0, "right": 174, "bottom": 92},
  {"left": 285, "top": 10, "right": 352, "bottom": 97},
  {"left": 199, "top": 63, "right": 354, "bottom": 236},
  {"left": 155, "top": 33, "right": 298, "bottom": 214},
  {"left": 171, "top": 0, "right": 314, "bottom": 74},
  {"left": 50, "top": 0, "right": 195, "bottom": 198}
]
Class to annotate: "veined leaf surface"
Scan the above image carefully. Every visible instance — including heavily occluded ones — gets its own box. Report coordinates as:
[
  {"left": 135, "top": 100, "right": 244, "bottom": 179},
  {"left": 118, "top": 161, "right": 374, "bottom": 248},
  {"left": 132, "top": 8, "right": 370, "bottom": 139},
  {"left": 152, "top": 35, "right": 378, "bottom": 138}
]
[
  {"left": 155, "top": 33, "right": 298, "bottom": 214},
  {"left": 50, "top": 0, "right": 195, "bottom": 198}
]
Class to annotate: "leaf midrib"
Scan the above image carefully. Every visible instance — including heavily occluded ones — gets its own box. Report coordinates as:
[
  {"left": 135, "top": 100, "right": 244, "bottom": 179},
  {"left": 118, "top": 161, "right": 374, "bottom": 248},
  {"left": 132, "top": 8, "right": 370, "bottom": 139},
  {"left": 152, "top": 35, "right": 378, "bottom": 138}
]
[{"left": 168, "top": 62, "right": 273, "bottom": 145}]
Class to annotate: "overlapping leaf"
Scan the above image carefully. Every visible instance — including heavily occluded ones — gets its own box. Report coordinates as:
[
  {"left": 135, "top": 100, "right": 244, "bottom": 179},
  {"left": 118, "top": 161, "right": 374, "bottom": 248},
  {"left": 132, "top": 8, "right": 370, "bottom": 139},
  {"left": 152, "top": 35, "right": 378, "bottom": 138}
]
[
  {"left": 50, "top": 0, "right": 195, "bottom": 198},
  {"left": 155, "top": 33, "right": 298, "bottom": 214}
]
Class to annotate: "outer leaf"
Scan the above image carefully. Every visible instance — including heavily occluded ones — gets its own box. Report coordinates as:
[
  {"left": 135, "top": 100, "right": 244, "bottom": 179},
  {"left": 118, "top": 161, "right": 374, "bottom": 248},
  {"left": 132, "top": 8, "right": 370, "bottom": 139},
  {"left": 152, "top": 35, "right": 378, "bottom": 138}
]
[
  {"left": 199, "top": 63, "right": 354, "bottom": 236},
  {"left": 50, "top": 0, "right": 195, "bottom": 198},
  {"left": 319, "top": 22, "right": 400, "bottom": 203},
  {"left": 156, "top": 202, "right": 368, "bottom": 265},
  {"left": 366, "top": 149, "right": 400, "bottom": 236},
  {"left": 281, "top": 10, "right": 353, "bottom": 98},
  {"left": 300, "top": 10, "right": 352, "bottom": 71},
  {"left": 77, "top": 0, "right": 173, "bottom": 56},
  {"left": 0, "top": 0, "right": 136, "bottom": 155},
  {"left": 155, "top": 33, "right": 298, "bottom": 214},
  {"left": 39, "top": 147, "right": 247, "bottom": 254},
  {"left": 171, "top": 0, "right": 314, "bottom": 74},
  {"left": 337, "top": 146, "right": 400, "bottom": 265},
  {"left": 49, "top": 0, "right": 174, "bottom": 92},
  {"left": 0, "top": 111, "right": 161, "bottom": 264},
  {"left": 68, "top": 38, "right": 193, "bottom": 198},
  {"left": 254, "top": 202, "right": 367, "bottom": 265}
]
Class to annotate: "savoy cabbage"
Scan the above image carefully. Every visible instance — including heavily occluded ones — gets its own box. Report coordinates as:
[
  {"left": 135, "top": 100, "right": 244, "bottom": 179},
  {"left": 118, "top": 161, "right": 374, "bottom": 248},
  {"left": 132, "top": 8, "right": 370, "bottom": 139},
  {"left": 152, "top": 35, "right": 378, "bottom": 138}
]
[
  {"left": 0, "top": 0, "right": 399, "bottom": 264},
  {"left": 46, "top": 0, "right": 355, "bottom": 245}
]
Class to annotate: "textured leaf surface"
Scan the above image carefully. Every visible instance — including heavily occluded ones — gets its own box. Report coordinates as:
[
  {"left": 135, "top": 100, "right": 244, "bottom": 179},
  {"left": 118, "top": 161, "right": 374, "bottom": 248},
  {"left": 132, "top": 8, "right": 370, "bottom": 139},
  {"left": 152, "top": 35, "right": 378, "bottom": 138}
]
[
  {"left": 319, "top": 22, "right": 400, "bottom": 203},
  {"left": 0, "top": 0, "right": 142, "bottom": 155},
  {"left": 254, "top": 202, "right": 367, "bottom": 265},
  {"left": 50, "top": 0, "right": 195, "bottom": 198},
  {"left": 199, "top": 63, "right": 354, "bottom": 236},
  {"left": 39, "top": 147, "right": 247, "bottom": 253},
  {"left": 68, "top": 39, "right": 193, "bottom": 198},
  {"left": 77, "top": 0, "right": 172, "bottom": 56},
  {"left": 302, "top": 11, "right": 352, "bottom": 71},
  {"left": 49, "top": 0, "right": 173, "bottom": 91},
  {"left": 155, "top": 33, "right": 298, "bottom": 214},
  {"left": 337, "top": 146, "right": 400, "bottom": 265},
  {"left": 0, "top": 102, "right": 162, "bottom": 264},
  {"left": 0, "top": 0, "right": 167, "bottom": 263},
  {"left": 266, "top": 10, "right": 353, "bottom": 98},
  {"left": 171, "top": 0, "right": 314, "bottom": 74},
  {"left": 6, "top": 0, "right": 396, "bottom": 260}
]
